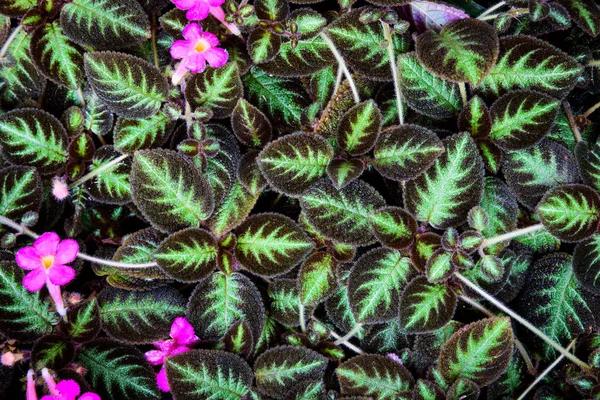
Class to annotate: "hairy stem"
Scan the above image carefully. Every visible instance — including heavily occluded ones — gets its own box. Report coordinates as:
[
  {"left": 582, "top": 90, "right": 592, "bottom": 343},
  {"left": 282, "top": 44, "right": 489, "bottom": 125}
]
[
  {"left": 151, "top": 14, "right": 159, "bottom": 69},
  {"left": 76, "top": 87, "right": 86, "bottom": 108},
  {"left": 185, "top": 99, "right": 192, "bottom": 129},
  {"left": 0, "top": 25, "right": 22, "bottom": 61},
  {"left": 454, "top": 272, "right": 591, "bottom": 372},
  {"left": 588, "top": 60, "right": 600, "bottom": 66},
  {"left": 479, "top": 8, "right": 528, "bottom": 21},
  {"left": 583, "top": 101, "right": 600, "bottom": 119},
  {"left": 381, "top": 22, "right": 404, "bottom": 125},
  {"left": 480, "top": 223, "right": 544, "bottom": 249},
  {"left": 299, "top": 301, "right": 306, "bottom": 332},
  {"left": 477, "top": 1, "right": 507, "bottom": 19},
  {"left": 459, "top": 82, "right": 468, "bottom": 106},
  {"left": 319, "top": 32, "right": 360, "bottom": 104},
  {"left": 69, "top": 154, "right": 129, "bottom": 189},
  {"left": 563, "top": 101, "right": 582, "bottom": 142},
  {"left": 329, "top": 330, "right": 364, "bottom": 354},
  {"left": 333, "top": 322, "right": 363, "bottom": 345},
  {"left": 333, "top": 65, "right": 343, "bottom": 97}
]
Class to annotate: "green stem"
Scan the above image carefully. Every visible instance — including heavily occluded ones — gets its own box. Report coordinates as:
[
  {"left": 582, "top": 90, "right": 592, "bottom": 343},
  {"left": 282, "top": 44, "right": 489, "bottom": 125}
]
[
  {"left": 381, "top": 22, "right": 404, "bottom": 125},
  {"left": 0, "top": 25, "right": 22, "bottom": 61},
  {"left": 454, "top": 272, "right": 591, "bottom": 372},
  {"left": 477, "top": 1, "right": 507, "bottom": 19},
  {"left": 319, "top": 32, "right": 360, "bottom": 104},
  {"left": 68, "top": 154, "right": 129, "bottom": 189},
  {"left": 333, "top": 322, "right": 363, "bottom": 345}
]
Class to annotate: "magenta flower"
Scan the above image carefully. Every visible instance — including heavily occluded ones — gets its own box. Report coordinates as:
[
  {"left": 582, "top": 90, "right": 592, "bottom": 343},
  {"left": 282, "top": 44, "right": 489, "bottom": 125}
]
[
  {"left": 39, "top": 369, "right": 100, "bottom": 400},
  {"left": 171, "top": 0, "right": 240, "bottom": 35},
  {"left": 145, "top": 317, "right": 199, "bottom": 392},
  {"left": 16, "top": 232, "right": 78, "bottom": 317},
  {"left": 170, "top": 23, "right": 229, "bottom": 85}
]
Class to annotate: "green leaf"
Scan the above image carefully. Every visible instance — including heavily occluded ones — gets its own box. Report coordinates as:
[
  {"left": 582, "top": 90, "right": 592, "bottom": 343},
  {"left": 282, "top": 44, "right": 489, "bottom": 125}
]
[
  {"left": 260, "top": 34, "right": 334, "bottom": 77},
  {"left": 0, "top": 0, "right": 36, "bottom": 16},
  {"left": 84, "top": 52, "right": 168, "bottom": 118},
  {"left": 348, "top": 248, "right": 416, "bottom": 323},
  {"left": 237, "top": 151, "right": 266, "bottom": 195},
  {"left": 309, "top": 65, "right": 336, "bottom": 107},
  {"left": 368, "top": 206, "right": 418, "bottom": 250},
  {"left": 458, "top": 96, "right": 492, "bottom": 138},
  {"left": 258, "top": 132, "right": 334, "bottom": 197},
  {"left": 325, "top": 285, "right": 366, "bottom": 339},
  {"left": 399, "top": 276, "right": 457, "bottom": 333},
  {"left": 413, "top": 379, "right": 444, "bottom": 400},
  {"left": 185, "top": 63, "right": 243, "bottom": 118},
  {"left": 31, "top": 335, "right": 75, "bottom": 370},
  {"left": 114, "top": 112, "right": 173, "bottom": 154},
  {"left": 165, "top": 349, "right": 253, "bottom": 399},
  {"left": 574, "top": 234, "right": 600, "bottom": 294},
  {"left": 411, "top": 233, "right": 442, "bottom": 272},
  {"left": 479, "top": 177, "right": 518, "bottom": 255},
  {"left": 291, "top": 9, "right": 326, "bottom": 37},
  {"left": 486, "top": 354, "right": 527, "bottom": 399},
  {"left": 416, "top": 19, "right": 499, "bottom": 85},
  {"left": 30, "top": 22, "right": 84, "bottom": 89},
  {"left": 268, "top": 279, "right": 314, "bottom": 327},
  {"left": 243, "top": 67, "right": 309, "bottom": 131},
  {"left": 405, "top": 133, "right": 484, "bottom": 229},
  {"left": 557, "top": 0, "right": 600, "bottom": 37},
  {"left": 337, "top": 100, "right": 382, "bottom": 156},
  {"left": 254, "top": 346, "right": 327, "bottom": 398},
  {"left": 478, "top": 35, "right": 583, "bottom": 98},
  {"left": 207, "top": 181, "right": 259, "bottom": 238},
  {"left": 235, "top": 213, "right": 314, "bottom": 277},
  {"left": 300, "top": 180, "right": 386, "bottom": 245},
  {"left": 86, "top": 146, "right": 132, "bottom": 205},
  {"left": 326, "top": 159, "right": 364, "bottom": 190},
  {"left": 397, "top": 53, "right": 462, "bottom": 119},
  {"left": 60, "top": 0, "right": 150, "bottom": 49},
  {"left": 203, "top": 124, "right": 241, "bottom": 206},
  {"left": 187, "top": 272, "right": 264, "bottom": 341},
  {"left": 231, "top": 98, "right": 273, "bottom": 147},
  {"left": 438, "top": 317, "right": 513, "bottom": 386},
  {"left": 0, "top": 166, "right": 42, "bottom": 232},
  {"left": 98, "top": 286, "right": 186, "bottom": 344},
  {"left": 336, "top": 354, "right": 414, "bottom": 399},
  {"left": 576, "top": 140, "right": 600, "bottom": 192},
  {"left": 0, "top": 108, "right": 69, "bottom": 174},
  {"left": 284, "top": 380, "right": 326, "bottom": 400},
  {"left": 298, "top": 251, "right": 338, "bottom": 305},
  {"left": 447, "top": 379, "right": 480, "bottom": 399},
  {"left": 84, "top": 89, "right": 114, "bottom": 136},
  {"left": 537, "top": 184, "right": 600, "bottom": 242},
  {"left": 255, "top": 0, "right": 289, "bottom": 20},
  {"left": 131, "top": 149, "right": 214, "bottom": 232},
  {"left": 489, "top": 90, "right": 560, "bottom": 150},
  {"left": 154, "top": 228, "right": 218, "bottom": 282},
  {"left": 373, "top": 124, "right": 445, "bottom": 182},
  {"left": 60, "top": 299, "right": 101, "bottom": 343},
  {"left": 77, "top": 339, "right": 160, "bottom": 400},
  {"left": 223, "top": 320, "right": 254, "bottom": 357},
  {"left": 247, "top": 28, "right": 281, "bottom": 64},
  {"left": 425, "top": 249, "right": 454, "bottom": 283},
  {"left": 0, "top": 262, "right": 58, "bottom": 343}
]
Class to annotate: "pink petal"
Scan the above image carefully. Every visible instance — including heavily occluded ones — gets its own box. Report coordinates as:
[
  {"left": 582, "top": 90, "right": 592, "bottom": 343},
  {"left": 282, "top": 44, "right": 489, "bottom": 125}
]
[
  {"left": 33, "top": 232, "right": 60, "bottom": 257},
  {"left": 48, "top": 265, "right": 76, "bottom": 286},
  {"left": 170, "top": 40, "right": 192, "bottom": 59},
  {"left": 145, "top": 350, "right": 166, "bottom": 366},
  {"left": 185, "top": 53, "right": 207, "bottom": 73},
  {"left": 154, "top": 339, "right": 177, "bottom": 354},
  {"left": 204, "top": 48, "right": 228, "bottom": 68},
  {"left": 170, "top": 346, "right": 191, "bottom": 357},
  {"left": 56, "top": 380, "right": 80, "bottom": 400},
  {"left": 200, "top": 30, "right": 220, "bottom": 47},
  {"left": 208, "top": 0, "right": 224, "bottom": 6},
  {"left": 170, "top": 317, "right": 197, "bottom": 344},
  {"left": 172, "top": 61, "right": 189, "bottom": 85},
  {"left": 186, "top": 3, "right": 210, "bottom": 21},
  {"left": 182, "top": 24, "right": 204, "bottom": 41},
  {"left": 16, "top": 247, "right": 42, "bottom": 270},
  {"left": 208, "top": 6, "right": 226, "bottom": 23},
  {"left": 172, "top": 0, "right": 197, "bottom": 10},
  {"left": 40, "top": 396, "right": 55, "bottom": 400},
  {"left": 156, "top": 367, "right": 170, "bottom": 392},
  {"left": 27, "top": 370, "right": 38, "bottom": 400},
  {"left": 79, "top": 393, "right": 101, "bottom": 400},
  {"left": 23, "top": 268, "right": 47, "bottom": 292},
  {"left": 54, "top": 239, "right": 79, "bottom": 265}
]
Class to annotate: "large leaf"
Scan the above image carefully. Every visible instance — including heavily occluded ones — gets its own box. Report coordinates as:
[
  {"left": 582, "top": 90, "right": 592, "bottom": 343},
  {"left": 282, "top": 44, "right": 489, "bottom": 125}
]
[
  {"left": 268, "top": 279, "right": 314, "bottom": 327},
  {"left": 478, "top": 35, "right": 583, "bottom": 98},
  {"left": 373, "top": 124, "right": 445, "bottom": 182},
  {"left": 557, "top": 0, "right": 600, "bottom": 37},
  {"left": 458, "top": 95, "right": 492, "bottom": 138},
  {"left": 489, "top": 90, "right": 560, "bottom": 150},
  {"left": 298, "top": 251, "right": 338, "bottom": 305},
  {"left": 368, "top": 206, "right": 418, "bottom": 250},
  {"left": 77, "top": 339, "right": 160, "bottom": 400},
  {"left": 32, "top": 334, "right": 76, "bottom": 371},
  {"left": 479, "top": 177, "right": 518, "bottom": 255},
  {"left": 231, "top": 98, "right": 273, "bottom": 147},
  {"left": 84, "top": 52, "right": 168, "bottom": 118},
  {"left": 114, "top": 112, "right": 173, "bottom": 154},
  {"left": 405, "top": 133, "right": 484, "bottom": 229},
  {"left": 84, "top": 89, "right": 115, "bottom": 136},
  {"left": 260, "top": 34, "right": 334, "bottom": 77},
  {"left": 185, "top": 63, "right": 243, "bottom": 118},
  {"left": 98, "top": 286, "right": 186, "bottom": 344},
  {"left": 0, "top": 262, "right": 58, "bottom": 342},
  {"left": 86, "top": 146, "right": 132, "bottom": 205},
  {"left": 0, "top": 166, "right": 42, "bottom": 232},
  {"left": 130, "top": 149, "right": 214, "bottom": 232},
  {"left": 573, "top": 234, "right": 600, "bottom": 294},
  {"left": 438, "top": 317, "right": 513, "bottom": 386},
  {"left": 397, "top": 53, "right": 462, "bottom": 119},
  {"left": 537, "top": 184, "right": 600, "bottom": 242},
  {"left": 30, "top": 22, "right": 84, "bottom": 89},
  {"left": 300, "top": 180, "right": 386, "bottom": 245},
  {"left": 207, "top": 181, "right": 259, "bottom": 238},
  {"left": 258, "top": 132, "right": 333, "bottom": 197},
  {"left": 247, "top": 28, "right": 281, "bottom": 64},
  {"left": 348, "top": 248, "right": 416, "bottom": 324},
  {"left": 337, "top": 100, "right": 382, "bottom": 156},
  {"left": 399, "top": 276, "right": 457, "bottom": 333},
  {"left": 60, "top": 299, "right": 101, "bottom": 343},
  {"left": 254, "top": 346, "right": 327, "bottom": 398},
  {"left": 165, "top": 350, "right": 253, "bottom": 399},
  {"left": 60, "top": 0, "right": 150, "bottom": 49},
  {"left": 0, "top": 108, "right": 68, "bottom": 175},
  {"left": 416, "top": 18, "right": 499, "bottom": 85},
  {"left": 235, "top": 213, "right": 314, "bottom": 277}
]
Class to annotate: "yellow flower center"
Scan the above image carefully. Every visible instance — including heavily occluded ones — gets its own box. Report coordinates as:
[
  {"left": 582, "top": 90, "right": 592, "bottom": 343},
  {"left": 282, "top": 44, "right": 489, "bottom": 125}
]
[
  {"left": 42, "top": 255, "right": 54, "bottom": 269},
  {"left": 194, "top": 39, "right": 210, "bottom": 53}
]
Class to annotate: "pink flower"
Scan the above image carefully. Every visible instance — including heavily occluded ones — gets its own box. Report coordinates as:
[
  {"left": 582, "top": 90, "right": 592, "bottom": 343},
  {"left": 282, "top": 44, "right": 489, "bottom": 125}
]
[
  {"left": 40, "top": 369, "right": 100, "bottom": 400},
  {"left": 51, "top": 177, "right": 69, "bottom": 201},
  {"left": 1, "top": 351, "right": 23, "bottom": 366},
  {"left": 145, "top": 317, "right": 199, "bottom": 392},
  {"left": 170, "top": 23, "right": 229, "bottom": 85},
  {"left": 27, "top": 370, "right": 38, "bottom": 400},
  {"left": 16, "top": 232, "right": 78, "bottom": 317},
  {"left": 171, "top": 0, "right": 240, "bottom": 35}
]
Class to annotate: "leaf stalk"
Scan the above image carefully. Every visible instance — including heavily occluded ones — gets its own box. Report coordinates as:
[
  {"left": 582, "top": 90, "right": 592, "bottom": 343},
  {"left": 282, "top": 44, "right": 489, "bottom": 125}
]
[
  {"left": 319, "top": 32, "right": 360, "bottom": 104},
  {"left": 381, "top": 22, "right": 405, "bottom": 125},
  {"left": 69, "top": 154, "right": 129, "bottom": 189},
  {"left": 333, "top": 322, "right": 363, "bottom": 345},
  {"left": 0, "top": 25, "right": 22, "bottom": 61}
]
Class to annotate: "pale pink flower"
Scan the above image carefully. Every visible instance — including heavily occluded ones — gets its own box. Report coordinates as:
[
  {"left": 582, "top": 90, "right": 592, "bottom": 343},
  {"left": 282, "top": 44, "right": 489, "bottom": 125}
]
[
  {"left": 51, "top": 177, "right": 69, "bottom": 201},
  {"left": 145, "top": 317, "right": 199, "bottom": 392},
  {"left": 40, "top": 369, "right": 100, "bottom": 400},
  {"left": 15, "top": 232, "right": 78, "bottom": 317},
  {"left": 172, "top": 0, "right": 240, "bottom": 35},
  {"left": 27, "top": 370, "right": 38, "bottom": 400},
  {"left": 170, "top": 23, "right": 229, "bottom": 85},
  {"left": 1, "top": 351, "right": 23, "bottom": 366}
]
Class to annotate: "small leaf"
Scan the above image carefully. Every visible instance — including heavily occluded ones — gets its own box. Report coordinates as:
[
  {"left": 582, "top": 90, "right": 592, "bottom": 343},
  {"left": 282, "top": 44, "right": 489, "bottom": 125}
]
[
  {"left": 574, "top": 234, "right": 600, "bottom": 294},
  {"left": 208, "top": 181, "right": 259, "bottom": 238},
  {"left": 31, "top": 334, "right": 75, "bottom": 370},
  {"left": 458, "top": 96, "right": 492, "bottom": 138},
  {"left": 131, "top": 149, "right": 214, "bottom": 232},
  {"left": 231, "top": 98, "right": 273, "bottom": 147},
  {"left": 0, "top": 166, "right": 42, "bottom": 232},
  {"left": 447, "top": 379, "right": 480, "bottom": 400},
  {"left": 165, "top": 349, "right": 253, "bottom": 399},
  {"left": 254, "top": 346, "right": 327, "bottom": 398},
  {"left": 114, "top": 111, "right": 174, "bottom": 154},
  {"left": 489, "top": 90, "right": 560, "bottom": 150},
  {"left": 0, "top": 108, "right": 69, "bottom": 175},
  {"left": 368, "top": 206, "right": 418, "bottom": 250},
  {"left": 0, "top": 0, "right": 36, "bottom": 16},
  {"left": 416, "top": 19, "right": 499, "bottom": 85},
  {"left": 413, "top": 379, "right": 445, "bottom": 400},
  {"left": 301, "top": 180, "right": 386, "bottom": 246},
  {"left": 325, "top": 285, "right": 366, "bottom": 339},
  {"left": 84, "top": 89, "right": 114, "bottom": 136},
  {"left": 60, "top": 299, "right": 101, "bottom": 343},
  {"left": 235, "top": 213, "right": 314, "bottom": 277},
  {"left": 154, "top": 228, "right": 218, "bottom": 282},
  {"left": 298, "top": 251, "right": 338, "bottom": 305},
  {"left": 336, "top": 354, "right": 414, "bottom": 399},
  {"left": 399, "top": 276, "right": 457, "bottom": 333},
  {"left": 348, "top": 248, "right": 416, "bottom": 323},
  {"left": 326, "top": 159, "right": 364, "bottom": 190},
  {"left": 479, "top": 177, "right": 518, "bottom": 255},
  {"left": 255, "top": 0, "right": 289, "bottom": 21},
  {"left": 438, "top": 317, "right": 513, "bottom": 386},
  {"left": 84, "top": 51, "right": 168, "bottom": 118},
  {"left": 405, "top": 133, "right": 484, "bottom": 229},
  {"left": 223, "top": 320, "right": 254, "bottom": 357},
  {"left": 337, "top": 100, "right": 382, "bottom": 156},
  {"left": 373, "top": 124, "right": 445, "bottom": 182},
  {"left": 537, "top": 184, "right": 600, "bottom": 242},
  {"left": 258, "top": 132, "right": 334, "bottom": 197},
  {"left": 425, "top": 249, "right": 454, "bottom": 283},
  {"left": 269, "top": 279, "right": 314, "bottom": 327},
  {"left": 185, "top": 63, "right": 243, "bottom": 118},
  {"left": 557, "top": 0, "right": 600, "bottom": 37},
  {"left": 237, "top": 150, "right": 266, "bottom": 196},
  {"left": 86, "top": 146, "right": 132, "bottom": 205},
  {"left": 247, "top": 28, "right": 281, "bottom": 64}
]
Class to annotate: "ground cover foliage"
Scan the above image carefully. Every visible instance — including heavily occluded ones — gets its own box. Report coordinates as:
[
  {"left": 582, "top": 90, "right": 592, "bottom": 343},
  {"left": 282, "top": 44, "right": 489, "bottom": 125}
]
[{"left": 0, "top": 0, "right": 600, "bottom": 398}]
